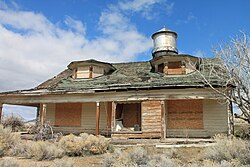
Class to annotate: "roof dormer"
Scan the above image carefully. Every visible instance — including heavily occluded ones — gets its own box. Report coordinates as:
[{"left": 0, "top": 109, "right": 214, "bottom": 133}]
[
  {"left": 68, "top": 59, "right": 116, "bottom": 79},
  {"left": 150, "top": 54, "right": 199, "bottom": 75},
  {"left": 151, "top": 27, "right": 199, "bottom": 75}
]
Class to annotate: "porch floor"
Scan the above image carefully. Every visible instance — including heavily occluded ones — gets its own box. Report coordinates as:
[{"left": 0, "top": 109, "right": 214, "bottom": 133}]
[{"left": 111, "top": 138, "right": 215, "bottom": 147}]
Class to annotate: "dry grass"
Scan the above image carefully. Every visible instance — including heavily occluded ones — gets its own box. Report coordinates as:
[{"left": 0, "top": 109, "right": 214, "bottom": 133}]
[
  {"left": 0, "top": 157, "right": 19, "bottom": 167},
  {"left": 1, "top": 115, "right": 24, "bottom": 132},
  {"left": 54, "top": 157, "right": 74, "bottom": 167},
  {"left": 105, "top": 147, "right": 181, "bottom": 167},
  {"left": 58, "top": 133, "right": 109, "bottom": 156},
  {"left": 0, "top": 125, "right": 21, "bottom": 156},
  {"left": 203, "top": 134, "right": 250, "bottom": 165}
]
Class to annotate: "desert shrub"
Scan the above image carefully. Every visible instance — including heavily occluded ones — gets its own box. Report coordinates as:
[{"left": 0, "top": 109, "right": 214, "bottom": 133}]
[
  {"left": 8, "top": 140, "right": 33, "bottom": 158},
  {"left": 203, "top": 134, "right": 250, "bottom": 165},
  {"left": 58, "top": 133, "right": 109, "bottom": 156},
  {"left": 1, "top": 115, "right": 24, "bottom": 132},
  {"left": 105, "top": 149, "right": 137, "bottom": 167},
  {"left": 54, "top": 158, "right": 74, "bottom": 167},
  {"left": 105, "top": 147, "right": 181, "bottom": 167},
  {"left": 234, "top": 126, "right": 250, "bottom": 139},
  {"left": 147, "top": 157, "right": 182, "bottom": 167},
  {"left": 8, "top": 139, "right": 64, "bottom": 161},
  {"left": 29, "top": 141, "right": 64, "bottom": 161},
  {"left": 0, "top": 157, "right": 19, "bottom": 167},
  {"left": 129, "top": 147, "right": 149, "bottom": 165},
  {"left": 84, "top": 134, "right": 109, "bottom": 154},
  {"left": 187, "top": 159, "right": 243, "bottom": 167},
  {"left": 0, "top": 125, "right": 21, "bottom": 156},
  {"left": 32, "top": 121, "right": 62, "bottom": 141}
]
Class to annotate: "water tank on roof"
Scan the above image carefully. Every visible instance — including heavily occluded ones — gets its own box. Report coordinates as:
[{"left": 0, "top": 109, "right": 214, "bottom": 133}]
[{"left": 152, "top": 27, "right": 178, "bottom": 57}]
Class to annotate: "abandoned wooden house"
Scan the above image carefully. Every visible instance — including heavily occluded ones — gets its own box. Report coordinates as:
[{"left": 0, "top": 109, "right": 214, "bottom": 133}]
[{"left": 0, "top": 28, "right": 233, "bottom": 140}]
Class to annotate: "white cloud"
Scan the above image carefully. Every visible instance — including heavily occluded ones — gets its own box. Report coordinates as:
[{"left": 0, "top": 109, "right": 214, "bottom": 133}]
[
  {"left": 192, "top": 49, "right": 207, "bottom": 58},
  {"left": 118, "top": 0, "right": 174, "bottom": 20},
  {"left": 0, "top": 2, "right": 153, "bottom": 92},
  {"left": 0, "top": 1, "right": 165, "bottom": 120},
  {"left": 176, "top": 12, "right": 197, "bottom": 25},
  {"left": 64, "top": 16, "right": 86, "bottom": 35}
]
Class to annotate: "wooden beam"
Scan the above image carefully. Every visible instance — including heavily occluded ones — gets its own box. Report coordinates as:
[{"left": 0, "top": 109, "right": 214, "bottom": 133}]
[
  {"left": 111, "top": 102, "right": 116, "bottom": 133},
  {"left": 95, "top": 102, "right": 100, "bottom": 136},
  {"left": 40, "top": 104, "right": 47, "bottom": 126},
  {"left": 160, "top": 100, "right": 166, "bottom": 142},
  {"left": 0, "top": 103, "right": 3, "bottom": 124},
  {"left": 0, "top": 88, "right": 225, "bottom": 105},
  {"left": 36, "top": 106, "right": 40, "bottom": 126}
]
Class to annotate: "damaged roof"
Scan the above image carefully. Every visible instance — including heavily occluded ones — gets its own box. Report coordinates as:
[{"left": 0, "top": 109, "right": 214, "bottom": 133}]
[{"left": 0, "top": 57, "right": 227, "bottom": 95}]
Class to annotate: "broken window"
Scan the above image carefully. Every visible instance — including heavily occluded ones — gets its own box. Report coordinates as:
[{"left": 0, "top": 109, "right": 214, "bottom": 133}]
[{"left": 115, "top": 103, "right": 141, "bottom": 132}]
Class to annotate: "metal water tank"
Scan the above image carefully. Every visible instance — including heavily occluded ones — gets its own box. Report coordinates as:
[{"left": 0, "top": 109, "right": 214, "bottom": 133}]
[{"left": 151, "top": 27, "right": 178, "bottom": 57}]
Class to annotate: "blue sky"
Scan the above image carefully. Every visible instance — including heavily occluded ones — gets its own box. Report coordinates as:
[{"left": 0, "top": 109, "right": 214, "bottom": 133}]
[{"left": 0, "top": 0, "right": 249, "bottom": 120}]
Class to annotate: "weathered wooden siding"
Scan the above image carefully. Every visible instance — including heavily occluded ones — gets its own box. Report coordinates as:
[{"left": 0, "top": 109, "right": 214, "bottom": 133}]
[
  {"left": 203, "top": 99, "right": 228, "bottom": 136},
  {"left": 45, "top": 102, "right": 110, "bottom": 134},
  {"left": 46, "top": 103, "right": 55, "bottom": 125},
  {"left": 166, "top": 99, "right": 228, "bottom": 137},
  {"left": 141, "top": 101, "right": 161, "bottom": 133},
  {"left": 112, "top": 101, "right": 162, "bottom": 139}
]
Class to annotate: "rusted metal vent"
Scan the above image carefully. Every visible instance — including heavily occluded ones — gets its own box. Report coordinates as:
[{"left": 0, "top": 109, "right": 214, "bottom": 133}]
[{"left": 152, "top": 27, "right": 178, "bottom": 57}]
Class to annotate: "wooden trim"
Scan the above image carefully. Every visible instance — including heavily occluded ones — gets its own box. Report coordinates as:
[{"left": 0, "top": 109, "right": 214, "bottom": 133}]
[
  {"left": 160, "top": 100, "right": 166, "bottom": 142},
  {"left": 96, "top": 102, "right": 100, "bottom": 136},
  {"left": 0, "top": 88, "right": 225, "bottom": 105}
]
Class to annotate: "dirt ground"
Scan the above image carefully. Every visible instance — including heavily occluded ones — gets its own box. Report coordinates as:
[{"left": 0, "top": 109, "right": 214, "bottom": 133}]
[{"left": 1, "top": 146, "right": 204, "bottom": 167}]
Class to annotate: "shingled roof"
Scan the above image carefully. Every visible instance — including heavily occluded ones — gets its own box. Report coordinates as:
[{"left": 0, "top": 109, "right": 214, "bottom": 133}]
[{"left": 0, "top": 56, "right": 227, "bottom": 95}]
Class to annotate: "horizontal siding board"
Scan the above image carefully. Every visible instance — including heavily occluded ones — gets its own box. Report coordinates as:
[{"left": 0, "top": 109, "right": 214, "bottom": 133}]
[
  {"left": 203, "top": 99, "right": 228, "bottom": 136},
  {"left": 141, "top": 101, "right": 161, "bottom": 134}
]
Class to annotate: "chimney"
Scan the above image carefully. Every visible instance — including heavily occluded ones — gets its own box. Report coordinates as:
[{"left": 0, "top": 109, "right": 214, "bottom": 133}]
[{"left": 151, "top": 27, "right": 178, "bottom": 58}]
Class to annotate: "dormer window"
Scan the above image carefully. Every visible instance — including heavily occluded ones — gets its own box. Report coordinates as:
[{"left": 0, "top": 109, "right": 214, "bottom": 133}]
[
  {"left": 68, "top": 59, "right": 116, "bottom": 79},
  {"left": 167, "top": 61, "right": 186, "bottom": 75},
  {"left": 150, "top": 55, "right": 198, "bottom": 75}
]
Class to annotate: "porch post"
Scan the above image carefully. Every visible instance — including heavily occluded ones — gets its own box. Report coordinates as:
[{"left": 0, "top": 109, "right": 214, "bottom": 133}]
[
  {"left": 96, "top": 102, "right": 100, "bottom": 136},
  {"left": 0, "top": 103, "right": 3, "bottom": 124},
  {"left": 36, "top": 106, "right": 40, "bottom": 125},
  {"left": 160, "top": 100, "right": 166, "bottom": 142},
  {"left": 40, "top": 104, "right": 47, "bottom": 126},
  {"left": 111, "top": 102, "right": 116, "bottom": 134}
]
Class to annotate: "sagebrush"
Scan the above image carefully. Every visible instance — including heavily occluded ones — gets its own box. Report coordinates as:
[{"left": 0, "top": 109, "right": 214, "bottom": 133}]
[
  {"left": 1, "top": 115, "right": 24, "bottom": 132},
  {"left": 59, "top": 133, "right": 109, "bottom": 156},
  {"left": 0, "top": 125, "right": 20, "bottom": 156},
  {"left": 203, "top": 134, "right": 250, "bottom": 165}
]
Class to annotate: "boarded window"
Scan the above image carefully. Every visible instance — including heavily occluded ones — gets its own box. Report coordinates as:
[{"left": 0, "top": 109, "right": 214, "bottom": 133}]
[
  {"left": 167, "top": 61, "right": 185, "bottom": 75},
  {"left": 55, "top": 103, "right": 82, "bottom": 127},
  {"left": 167, "top": 100, "right": 203, "bottom": 129}
]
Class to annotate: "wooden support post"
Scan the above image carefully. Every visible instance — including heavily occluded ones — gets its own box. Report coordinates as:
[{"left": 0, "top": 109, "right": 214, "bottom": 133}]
[
  {"left": 228, "top": 101, "right": 234, "bottom": 135},
  {"left": 96, "top": 102, "right": 100, "bottom": 136},
  {"left": 160, "top": 100, "right": 166, "bottom": 142},
  {"left": 0, "top": 103, "right": 3, "bottom": 124},
  {"left": 40, "top": 104, "right": 47, "bottom": 126},
  {"left": 111, "top": 102, "right": 116, "bottom": 135},
  {"left": 36, "top": 106, "right": 40, "bottom": 125}
]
